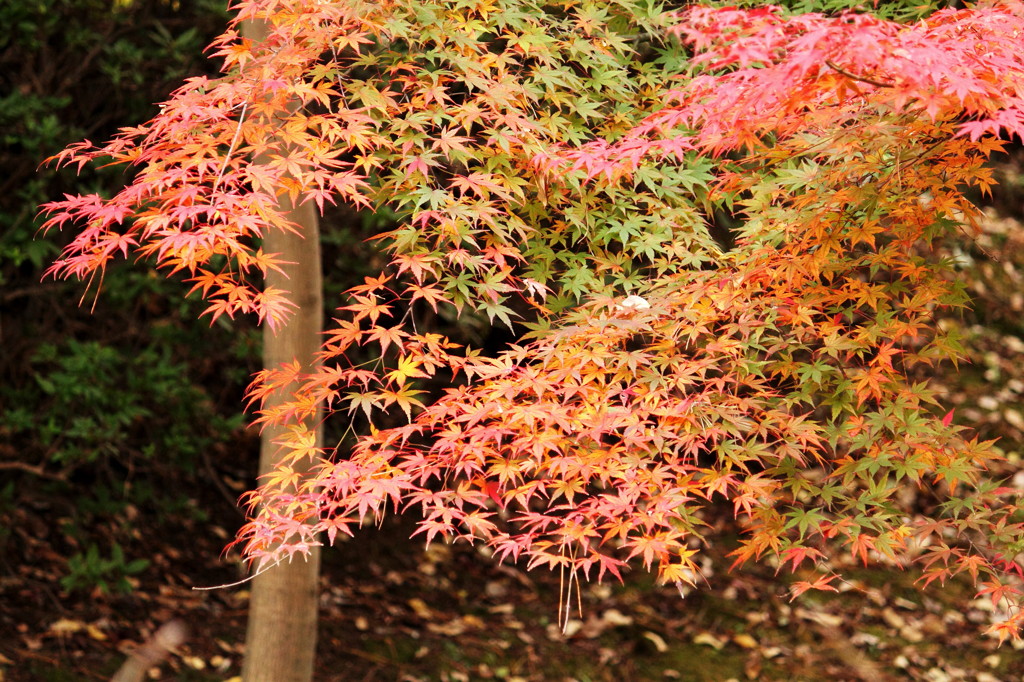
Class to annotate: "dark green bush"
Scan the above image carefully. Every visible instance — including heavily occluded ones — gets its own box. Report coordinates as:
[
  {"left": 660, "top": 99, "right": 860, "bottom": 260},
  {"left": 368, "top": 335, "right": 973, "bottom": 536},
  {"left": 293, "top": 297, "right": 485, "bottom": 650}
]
[
  {"left": 6, "top": 339, "right": 243, "bottom": 469},
  {"left": 0, "top": 0, "right": 235, "bottom": 594}
]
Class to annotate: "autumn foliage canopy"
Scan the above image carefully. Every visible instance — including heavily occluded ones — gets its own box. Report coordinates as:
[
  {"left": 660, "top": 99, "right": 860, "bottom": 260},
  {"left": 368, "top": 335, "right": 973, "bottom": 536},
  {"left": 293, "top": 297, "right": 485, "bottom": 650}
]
[{"left": 41, "top": 0, "right": 1024, "bottom": 638}]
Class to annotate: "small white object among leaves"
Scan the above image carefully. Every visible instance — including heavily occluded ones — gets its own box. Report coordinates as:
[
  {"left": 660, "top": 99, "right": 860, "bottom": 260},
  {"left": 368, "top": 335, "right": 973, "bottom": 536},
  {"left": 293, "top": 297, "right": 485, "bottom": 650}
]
[{"left": 617, "top": 295, "right": 650, "bottom": 311}]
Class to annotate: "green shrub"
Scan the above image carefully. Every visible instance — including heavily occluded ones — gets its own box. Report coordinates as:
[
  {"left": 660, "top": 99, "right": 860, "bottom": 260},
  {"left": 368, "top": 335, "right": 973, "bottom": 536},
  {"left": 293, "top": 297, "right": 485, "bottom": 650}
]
[{"left": 60, "top": 542, "right": 150, "bottom": 595}]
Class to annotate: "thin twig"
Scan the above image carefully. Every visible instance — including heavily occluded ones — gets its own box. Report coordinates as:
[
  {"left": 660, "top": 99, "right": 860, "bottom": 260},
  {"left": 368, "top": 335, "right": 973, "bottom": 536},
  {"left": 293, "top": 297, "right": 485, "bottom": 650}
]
[
  {"left": 201, "top": 447, "right": 247, "bottom": 518},
  {"left": 825, "top": 60, "right": 894, "bottom": 89},
  {"left": 213, "top": 101, "right": 249, "bottom": 193},
  {"left": 0, "top": 283, "right": 62, "bottom": 303},
  {"left": 192, "top": 556, "right": 294, "bottom": 590}
]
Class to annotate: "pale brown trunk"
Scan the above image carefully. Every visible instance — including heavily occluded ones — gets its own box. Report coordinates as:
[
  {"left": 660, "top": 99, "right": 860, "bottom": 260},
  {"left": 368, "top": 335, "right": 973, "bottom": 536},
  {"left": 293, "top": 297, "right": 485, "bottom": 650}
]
[{"left": 241, "top": 19, "right": 323, "bottom": 682}]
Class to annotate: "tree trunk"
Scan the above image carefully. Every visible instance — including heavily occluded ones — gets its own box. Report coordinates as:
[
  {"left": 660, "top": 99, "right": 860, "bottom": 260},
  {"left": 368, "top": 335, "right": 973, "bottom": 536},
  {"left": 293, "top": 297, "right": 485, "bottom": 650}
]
[{"left": 241, "top": 19, "right": 323, "bottom": 682}]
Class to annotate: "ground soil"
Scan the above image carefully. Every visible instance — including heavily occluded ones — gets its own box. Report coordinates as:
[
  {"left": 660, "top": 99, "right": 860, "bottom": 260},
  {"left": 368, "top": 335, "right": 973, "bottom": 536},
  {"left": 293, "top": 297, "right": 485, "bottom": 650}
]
[{"left": 3, "top": 451, "right": 1023, "bottom": 682}]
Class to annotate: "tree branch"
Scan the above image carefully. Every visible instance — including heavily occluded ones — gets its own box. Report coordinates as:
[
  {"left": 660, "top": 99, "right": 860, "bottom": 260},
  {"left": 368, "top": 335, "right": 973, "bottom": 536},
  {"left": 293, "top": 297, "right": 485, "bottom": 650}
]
[
  {"left": 0, "top": 461, "right": 67, "bottom": 482},
  {"left": 825, "top": 60, "right": 894, "bottom": 88}
]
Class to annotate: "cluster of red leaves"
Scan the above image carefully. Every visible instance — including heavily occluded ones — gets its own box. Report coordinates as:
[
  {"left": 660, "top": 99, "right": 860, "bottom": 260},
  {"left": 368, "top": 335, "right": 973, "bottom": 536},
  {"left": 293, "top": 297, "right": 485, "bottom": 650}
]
[
  {"left": 41, "top": 0, "right": 1024, "bottom": 640},
  {"left": 41, "top": 1, "right": 380, "bottom": 327},
  {"left": 551, "top": 0, "right": 1024, "bottom": 179}
]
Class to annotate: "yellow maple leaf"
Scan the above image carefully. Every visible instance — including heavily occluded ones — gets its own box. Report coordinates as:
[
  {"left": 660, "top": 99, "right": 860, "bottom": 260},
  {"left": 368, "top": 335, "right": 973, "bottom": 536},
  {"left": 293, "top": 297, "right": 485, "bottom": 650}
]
[{"left": 386, "top": 355, "right": 427, "bottom": 387}]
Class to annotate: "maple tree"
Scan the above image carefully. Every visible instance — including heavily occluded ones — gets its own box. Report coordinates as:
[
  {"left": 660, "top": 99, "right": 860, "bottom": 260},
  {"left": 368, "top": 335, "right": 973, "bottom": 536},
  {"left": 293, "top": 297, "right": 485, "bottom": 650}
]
[{"left": 40, "top": 0, "right": 1024, "bottom": 645}]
